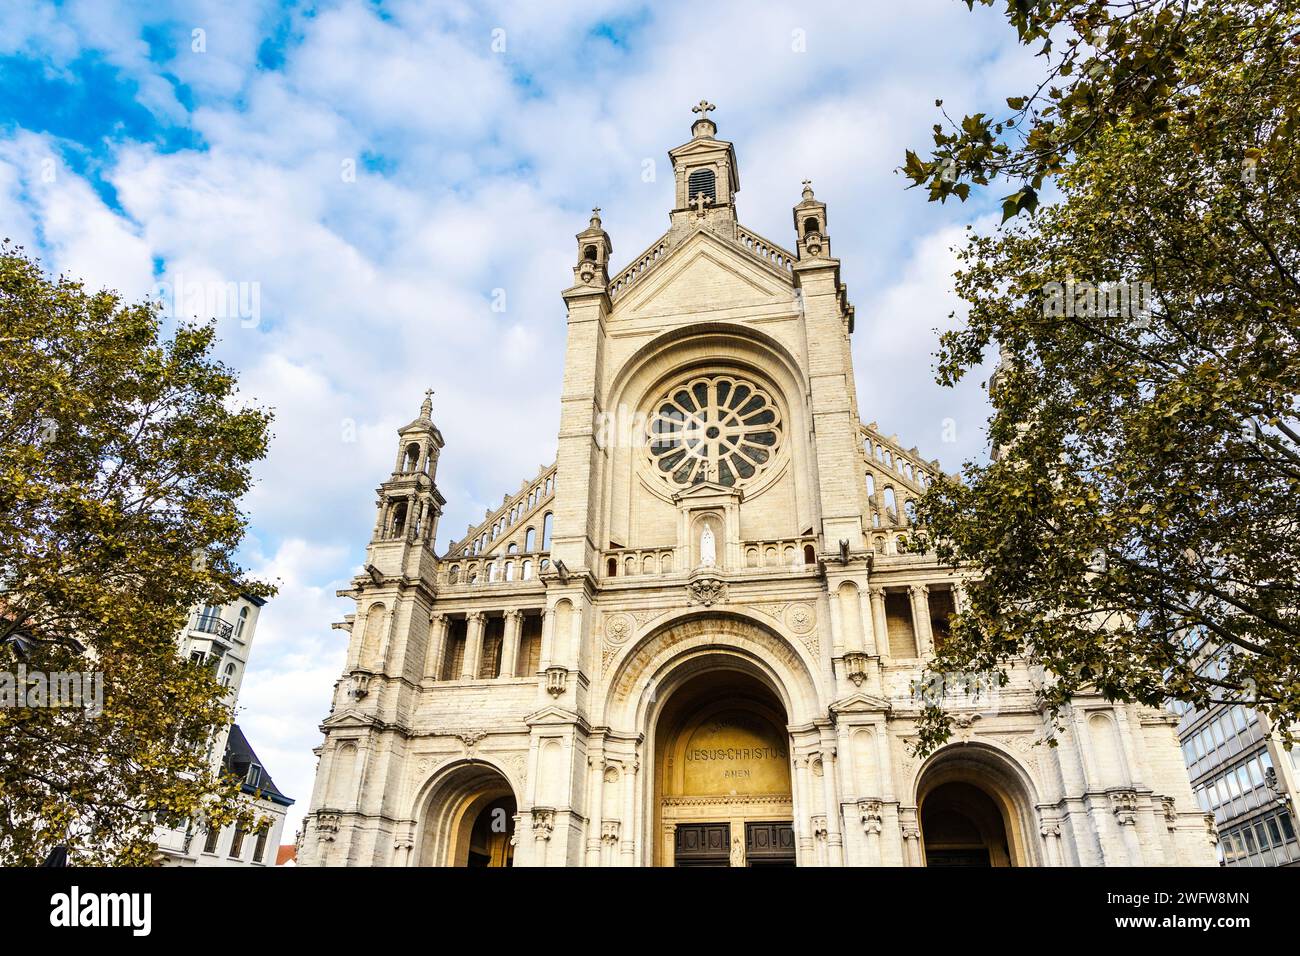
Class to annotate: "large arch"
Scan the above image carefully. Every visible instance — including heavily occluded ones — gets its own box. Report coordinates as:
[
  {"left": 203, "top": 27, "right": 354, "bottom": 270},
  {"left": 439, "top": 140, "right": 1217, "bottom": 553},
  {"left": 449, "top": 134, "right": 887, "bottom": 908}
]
[
  {"left": 599, "top": 611, "right": 822, "bottom": 866},
  {"left": 600, "top": 609, "right": 823, "bottom": 731},
  {"left": 598, "top": 321, "right": 819, "bottom": 550},
  {"left": 912, "top": 741, "right": 1042, "bottom": 867},
  {"left": 412, "top": 759, "right": 519, "bottom": 867}
]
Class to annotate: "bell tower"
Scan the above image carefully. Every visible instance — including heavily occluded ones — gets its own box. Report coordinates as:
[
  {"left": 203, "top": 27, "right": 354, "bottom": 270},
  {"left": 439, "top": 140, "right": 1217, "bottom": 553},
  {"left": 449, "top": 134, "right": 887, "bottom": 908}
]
[
  {"left": 366, "top": 389, "right": 446, "bottom": 578},
  {"left": 573, "top": 207, "right": 613, "bottom": 288},
  {"left": 668, "top": 99, "right": 740, "bottom": 235}
]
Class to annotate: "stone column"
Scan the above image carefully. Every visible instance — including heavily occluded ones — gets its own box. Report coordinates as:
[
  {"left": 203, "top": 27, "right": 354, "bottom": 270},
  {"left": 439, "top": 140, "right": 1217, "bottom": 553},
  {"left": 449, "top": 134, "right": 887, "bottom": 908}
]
[
  {"left": 909, "top": 584, "right": 933, "bottom": 657},
  {"left": 585, "top": 754, "right": 604, "bottom": 868},
  {"left": 793, "top": 754, "right": 815, "bottom": 864},
  {"left": 869, "top": 586, "right": 888, "bottom": 657},
  {"left": 424, "top": 613, "right": 448, "bottom": 681},
  {"left": 856, "top": 585, "right": 877, "bottom": 656},
  {"left": 1039, "top": 820, "right": 1063, "bottom": 866},
  {"left": 462, "top": 611, "right": 486, "bottom": 681},
  {"left": 620, "top": 759, "right": 638, "bottom": 866},
  {"left": 500, "top": 609, "right": 523, "bottom": 679},
  {"left": 819, "top": 747, "right": 844, "bottom": 866},
  {"left": 539, "top": 606, "right": 555, "bottom": 669}
]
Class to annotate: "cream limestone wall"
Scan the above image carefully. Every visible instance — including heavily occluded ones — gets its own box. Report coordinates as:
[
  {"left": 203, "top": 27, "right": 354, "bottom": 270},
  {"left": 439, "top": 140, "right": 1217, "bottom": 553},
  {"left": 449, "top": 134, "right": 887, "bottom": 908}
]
[{"left": 298, "top": 113, "right": 1217, "bottom": 868}]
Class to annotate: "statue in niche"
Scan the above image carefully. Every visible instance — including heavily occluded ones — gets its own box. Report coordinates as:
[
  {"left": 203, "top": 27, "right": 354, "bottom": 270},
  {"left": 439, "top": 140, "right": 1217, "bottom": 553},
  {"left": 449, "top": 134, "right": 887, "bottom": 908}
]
[
  {"left": 730, "top": 833, "right": 746, "bottom": 868},
  {"left": 700, "top": 524, "right": 717, "bottom": 568}
]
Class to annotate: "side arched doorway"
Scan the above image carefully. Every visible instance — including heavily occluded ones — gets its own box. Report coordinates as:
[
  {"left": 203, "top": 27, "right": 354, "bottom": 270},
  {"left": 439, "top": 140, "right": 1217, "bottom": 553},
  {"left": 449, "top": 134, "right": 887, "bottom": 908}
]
[
  {"left": 652, "top": 668, "right": 796, "bottom": 867},
  {"left": 915, "top": 744, "right": 1039, "bottom": 868},
  {"left": 415, "top": 763, "right": 517, "bottom": 867}
]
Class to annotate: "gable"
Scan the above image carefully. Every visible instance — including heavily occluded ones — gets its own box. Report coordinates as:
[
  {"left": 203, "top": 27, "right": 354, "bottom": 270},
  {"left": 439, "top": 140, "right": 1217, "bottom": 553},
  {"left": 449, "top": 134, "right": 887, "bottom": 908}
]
[{"left": 614, "top": 229, "right": 795, "bottom": 320}]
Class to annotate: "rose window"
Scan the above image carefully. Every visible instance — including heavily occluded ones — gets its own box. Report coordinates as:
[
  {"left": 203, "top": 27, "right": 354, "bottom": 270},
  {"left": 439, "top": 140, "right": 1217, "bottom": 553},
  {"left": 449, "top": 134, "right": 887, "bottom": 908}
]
[{"left": 647, "top": 375, "right": 782, "bottom": 488}]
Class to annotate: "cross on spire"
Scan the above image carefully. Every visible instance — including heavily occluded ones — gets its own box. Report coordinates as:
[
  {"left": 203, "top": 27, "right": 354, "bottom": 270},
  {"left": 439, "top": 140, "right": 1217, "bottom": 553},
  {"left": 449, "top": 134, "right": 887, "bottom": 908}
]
[
  {"left": 420, "top": 388, "right": 434, "bottom": 418},
  {"left": 692, "top": 100, "right": 716, "bottom": 117}
]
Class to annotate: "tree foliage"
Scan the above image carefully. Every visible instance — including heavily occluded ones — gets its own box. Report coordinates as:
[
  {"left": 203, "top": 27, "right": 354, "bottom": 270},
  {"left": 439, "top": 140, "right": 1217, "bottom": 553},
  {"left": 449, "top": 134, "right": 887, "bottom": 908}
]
[
  {"left": 904, "top": 1, "right": 1300, "bottom": 754},
  {"left": 0, "top": 243, "right": 274, "bottom": 864}
]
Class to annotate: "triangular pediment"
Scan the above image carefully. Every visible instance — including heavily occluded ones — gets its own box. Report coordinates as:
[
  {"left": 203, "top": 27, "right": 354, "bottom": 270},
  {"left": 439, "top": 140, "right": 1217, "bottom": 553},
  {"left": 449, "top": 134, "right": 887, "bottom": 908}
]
[
  {"left": 615, "top": 228, "right": 795, "bottom": 319},
  {"left": 829, "top": 691, "right": 893, "bottom": 716},
  {"left": 320, "top": 708, "right": 382, "bottom": 730},
  {"left": 672, "top": 480, "right": 743, "bottom": 503}
]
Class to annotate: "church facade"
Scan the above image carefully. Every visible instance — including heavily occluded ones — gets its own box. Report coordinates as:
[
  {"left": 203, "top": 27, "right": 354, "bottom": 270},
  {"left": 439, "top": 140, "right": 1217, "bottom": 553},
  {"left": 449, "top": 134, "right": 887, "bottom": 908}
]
[{"left": 298, "top": 105, "right": 1217, "bottom": 867}]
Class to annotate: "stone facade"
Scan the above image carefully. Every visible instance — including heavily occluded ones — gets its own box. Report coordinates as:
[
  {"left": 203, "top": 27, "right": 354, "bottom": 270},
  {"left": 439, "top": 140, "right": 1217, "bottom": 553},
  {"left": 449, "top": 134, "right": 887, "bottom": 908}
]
[{"left": 299, "top": 105, "right": 1216, "bottom": 867}]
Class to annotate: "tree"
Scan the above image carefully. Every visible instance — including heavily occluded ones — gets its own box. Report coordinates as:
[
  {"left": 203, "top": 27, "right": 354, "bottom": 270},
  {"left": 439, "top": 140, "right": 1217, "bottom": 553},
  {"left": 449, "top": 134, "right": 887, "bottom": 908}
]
[
  {"left": 902, "top": 1, "right": 1300, "bottom": 754},
  {"left": 0, "top": 243, "right": 274, "bottom": 864}
]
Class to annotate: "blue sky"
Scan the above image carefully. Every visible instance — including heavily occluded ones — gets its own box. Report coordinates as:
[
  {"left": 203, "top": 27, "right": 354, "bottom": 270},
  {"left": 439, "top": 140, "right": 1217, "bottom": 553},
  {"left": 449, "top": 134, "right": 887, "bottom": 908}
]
[{"left": 1, "top": 0, "right": 1036, "bottom": 840}]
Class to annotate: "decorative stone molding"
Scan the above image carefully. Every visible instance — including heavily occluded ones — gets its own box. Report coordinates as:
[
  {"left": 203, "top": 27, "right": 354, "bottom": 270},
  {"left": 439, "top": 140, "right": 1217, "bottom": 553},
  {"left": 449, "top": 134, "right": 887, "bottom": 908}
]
[
  {"left": 1162, "top": 796, "right": 1178, "bottom": 830},
  {"left": 812, "top": 815, "right": 829, "bottom": 842},
  {"left": 316, "top": 811, "right": 341, "bottom": 841},
  {"left": 532, "top": 808, "right": 556, "bottom": 841},
  {"left": 1039, "top": 823, "right": 1061, "bottom": 839},
  {"left": 1204, "top": 813, "right": 1220, "bottom": 846},
  {"left": 603, "top": 613, "right": 634, "bottom": 645},
  {"left": 601, "top": 820, "right": 621, "bottom": 845},
  {"left": 858, "top": 798, "right": 883, "bottom": 835},
  {"left": 1109, "top": 789, "right": 1139, "bottom": 826},
  {"left": 545, "top": 666, "right": 568, "bottom": 698},
  {"left": 454, "top": 730, "right": 487, "bottom": 752},
  {"left": 686, "top": 574, "right": 727, "bottom": 607},
  {"left": 783, "top": 603, "right": 815, "bottom": 634},
  {"left": 842, "top": 652, "right": 869, "bottom": 686},
  {"left": 351, "top": 672, "right": 371, "bottom": 699}
]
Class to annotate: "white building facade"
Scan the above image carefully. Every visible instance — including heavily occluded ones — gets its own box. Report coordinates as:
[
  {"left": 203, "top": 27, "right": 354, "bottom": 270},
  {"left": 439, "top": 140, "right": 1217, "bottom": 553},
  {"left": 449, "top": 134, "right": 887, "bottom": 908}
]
[
  {"left": 299, "top": 106, "right": 1218, "bottom": 868},
  {"left": 155, "top": 595, "right": 294, "bottom": 866}
]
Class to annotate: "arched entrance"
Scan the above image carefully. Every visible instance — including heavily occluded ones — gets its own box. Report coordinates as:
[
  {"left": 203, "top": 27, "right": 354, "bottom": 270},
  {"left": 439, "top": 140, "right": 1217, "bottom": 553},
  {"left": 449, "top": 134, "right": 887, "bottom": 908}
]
[
  {"left": 652, "top": 668, "right": 796, "bottom": 867},
  {"left": 921, "top": 781, "right": 1011, "bottom": 866},
  {"left": 415, "top": 762, "right": 517, "bottom": 867},
  {"left": 915, "top": 744, "right": 1039, "bottom": 867}
]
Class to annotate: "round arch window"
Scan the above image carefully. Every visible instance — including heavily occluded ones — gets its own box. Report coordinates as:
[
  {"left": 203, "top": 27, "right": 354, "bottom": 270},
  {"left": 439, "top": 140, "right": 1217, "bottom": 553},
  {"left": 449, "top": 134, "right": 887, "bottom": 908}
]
[{"left": 646, "top": 374, "right": 782, "bottom": 489}]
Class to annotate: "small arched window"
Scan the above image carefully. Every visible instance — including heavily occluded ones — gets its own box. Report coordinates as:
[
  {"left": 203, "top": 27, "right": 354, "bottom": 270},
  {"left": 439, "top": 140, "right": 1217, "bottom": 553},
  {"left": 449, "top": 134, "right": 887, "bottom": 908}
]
[
  {"left": 607, "top": 557, "right": 618, "bottom": 577},
  {"left": 522, "top": 560, "right": 533, "bottom": 580},
  {"left": 234, "top": 606, "right": 249, "bottom": 638},
  {"left": 803, "top": 216, "right": 819, "bottom": 236},
  {"left": 583, "top": 244, "right": 598, "bottom": 261},
  {"left": 525, "top": 527, "right": 536, "bottom": 551},
  {"left": 542, "top": 512, "right": 554, "bottom": 550},
  {"left": 687, "top": 167, "right": 716, "bottom": 203},
  {"left": 803, "top": 543, "right": 816, "bottom": 566},
  {"left": 507, "top": 543, "right": 518, "bottom": 554},
  {"left": 404, "top": 443, "right": 420, "bottom": 472},
  {"left": 449, "top": 565, "right": 460, "bottom": 584}
]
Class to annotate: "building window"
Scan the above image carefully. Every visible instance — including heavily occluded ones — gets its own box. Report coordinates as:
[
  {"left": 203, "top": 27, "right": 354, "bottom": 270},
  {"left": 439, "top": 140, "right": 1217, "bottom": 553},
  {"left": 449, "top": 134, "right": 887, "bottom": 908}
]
[
  {"left": 253, "top": 826, "right": 269, "bottom": 863},
  {"left": 234, "top": 606, "right": 249, "bottom": 639},
  {"left": 203, "top": 826, "right": 220, "bottom": 854},
  {"left": 646, "top": 374, "right": 782, "bottom": 489},
  {"left": 687, "top": 167, "right": 716, "bottom": 202},
  {"left": 229, "top": 823, "right": 246, "bottom": 860}
]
